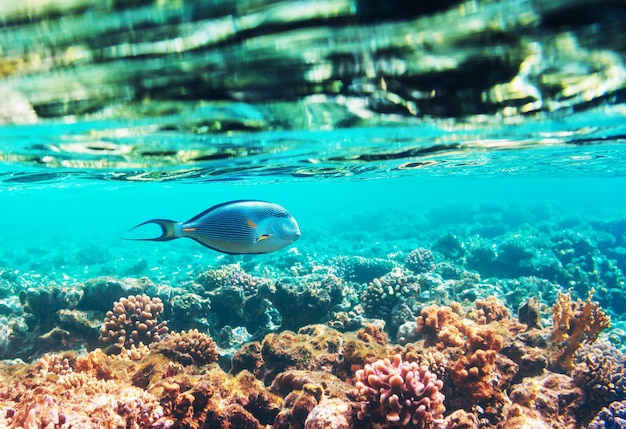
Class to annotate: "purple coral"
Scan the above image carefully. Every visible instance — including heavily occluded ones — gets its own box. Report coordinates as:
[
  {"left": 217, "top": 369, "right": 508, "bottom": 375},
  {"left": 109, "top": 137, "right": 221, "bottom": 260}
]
[{"left": 354, "top": 354, "right": 445, "bottom": 428}]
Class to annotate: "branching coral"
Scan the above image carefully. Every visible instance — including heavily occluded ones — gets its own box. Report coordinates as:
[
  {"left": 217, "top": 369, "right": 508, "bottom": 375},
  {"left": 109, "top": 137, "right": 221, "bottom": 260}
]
[
  {"left": 361, "top": 268, "right": 421, "bottom": 322},
  {"left": 548, "top": 291, "right": 611, "bottom": 371},
  {"left": 354, "top": 354, "right": 445, "bottom": 428},
  {"left": 99, "top": 294, "right": 169, "bottom": 352},
  {"left": 405, "top": 248, "right": 436, "bottom": 274},
  {"left": 151, "top": 329, "right": 218, "bottom": 366}
]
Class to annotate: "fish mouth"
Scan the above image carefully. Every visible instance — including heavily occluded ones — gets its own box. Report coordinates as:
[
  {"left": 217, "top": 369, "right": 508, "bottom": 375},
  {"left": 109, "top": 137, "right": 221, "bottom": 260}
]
[{"left": 292, "top": 227, "right": 301, "bottom": 241}]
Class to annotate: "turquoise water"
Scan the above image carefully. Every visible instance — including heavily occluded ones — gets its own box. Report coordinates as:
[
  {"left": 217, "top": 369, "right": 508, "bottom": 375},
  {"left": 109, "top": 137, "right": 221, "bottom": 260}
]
[
  {"left": 2, "top": 108, "right": 626, "bottom": 307},
  {"left": 2, "top": 115, "right": 625, "bottom": 310}
]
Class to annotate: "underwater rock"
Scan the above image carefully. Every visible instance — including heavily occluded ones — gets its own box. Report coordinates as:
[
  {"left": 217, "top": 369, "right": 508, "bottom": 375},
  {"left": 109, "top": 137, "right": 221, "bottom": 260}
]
[
  {"left": 196, "top": 265, "right": 279, "bottom": 336},
  {"left": 0, "top": 349, "right": 169, "bottom": 428},
  {"left": 518, "top": 296, "right": 542, "bottom": 329},
  {"left": 168, "top": 292, "right": 212, "bottom": 332},
  {"left": 263, "top": 273, "right": 343, "bottom": 332},
  {"left": 503, "top": 372, "right": 584, "bottom": 428},
  {"left": 79, "top": 276, "right": 151, "bottom": 312},
  {"left": 304, "top": 398, "right": 353, "bottom": 429},
  {"left": 464, "top": 236, "right": 498, "bottom": 277},
  {"left": 57, "top": 309, "right": 102, "bottom": 346},
  {"left": 433, "top": 234, "right": 466, "bottom": 261},
  {"left": 396, "top": 320, "right": 420, "bottom": 345},
  {"left": 231, "top": 341, "right": 264, "bottom": 377},
  {"left": 273, "top": 383, "right": 322, "bottom": 429},
  {"left": 231, "top": 324, "right": 389, "bottom": 384},
  {"left": 500, "top": 338, "right": 548, "bottom": 382},
  {"left": 441, "top": 409, "right": 479, "bottom": 429},
  {"left": 259, "top": 325, "right": 346, "bottom": 383},
  {"left": 218, "top": 325, "right": 253, "bottom": 352},
  {"left": 19, "top": 284, "right": 83, "bottom": 327},
  {"left": 269, "top": 370, "right": 352, "bottom": 401}
]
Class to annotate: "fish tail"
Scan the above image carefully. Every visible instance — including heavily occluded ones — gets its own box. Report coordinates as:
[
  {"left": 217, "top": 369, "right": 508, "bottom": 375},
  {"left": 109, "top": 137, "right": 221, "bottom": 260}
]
[{"left": 125, "top": 219, "right": 180, "bottom": 242}]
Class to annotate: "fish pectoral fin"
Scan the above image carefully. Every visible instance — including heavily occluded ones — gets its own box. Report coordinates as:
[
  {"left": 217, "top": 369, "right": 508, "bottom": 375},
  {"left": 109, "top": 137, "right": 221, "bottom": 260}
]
[{"left": 256, "top": 234, "right": 271, "bottom": 242}]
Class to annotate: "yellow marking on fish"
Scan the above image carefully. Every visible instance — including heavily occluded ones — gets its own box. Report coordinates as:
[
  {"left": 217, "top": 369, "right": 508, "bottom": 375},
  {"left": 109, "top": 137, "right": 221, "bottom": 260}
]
[
  {"left": 256, "top": 234, "right": 270, "bottom": 242},
  {"left": 247, "top": 219, "right": 257, "bottom": 228},
  {"left": 183, "top": 227, "right": 197, "bottom": 232}
]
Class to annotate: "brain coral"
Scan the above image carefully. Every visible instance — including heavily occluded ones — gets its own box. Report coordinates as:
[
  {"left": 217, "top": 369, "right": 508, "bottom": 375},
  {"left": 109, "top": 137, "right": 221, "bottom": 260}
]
[
  {"left": 573, "top": 339, "right": 626, "bottom": 408},
  {"left": 99, "top": 294, "right": 169, "bottom": 351},
  {"left": 354, "top": 354, "right": 445, "bottom": 428}
]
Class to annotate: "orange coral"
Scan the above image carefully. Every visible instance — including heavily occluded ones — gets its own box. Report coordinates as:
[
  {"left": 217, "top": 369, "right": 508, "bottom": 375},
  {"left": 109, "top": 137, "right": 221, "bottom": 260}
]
[
  {"left": 417, "top": 301, "right": 520, "bottom": 405},
  {"left": 473, "top": 296, "right": 510, "bottom": 324},
  {"left": 466, "top": 325, "right": 503, "bottom": 354},
  {"left": 416, "top": 304, "right": 466, "bottom": 349},
  {"left": 548, "top": 291, "right": 611, "bottom": 371},
  {"left": 356, "top": 324, "right": 388, "bottom": 346}
]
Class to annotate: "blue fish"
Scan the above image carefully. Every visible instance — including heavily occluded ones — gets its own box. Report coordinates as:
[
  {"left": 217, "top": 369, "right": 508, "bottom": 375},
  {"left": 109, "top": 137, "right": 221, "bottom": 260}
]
[{"left": 127, "top": 200, "right": 300, "bottom": 255}]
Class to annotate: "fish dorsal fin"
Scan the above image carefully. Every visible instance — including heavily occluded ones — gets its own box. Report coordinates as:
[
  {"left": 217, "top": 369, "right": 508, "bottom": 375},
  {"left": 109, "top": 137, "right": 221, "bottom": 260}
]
[{"left": 185, "top": 200, "right": 271, "bottom": 223}]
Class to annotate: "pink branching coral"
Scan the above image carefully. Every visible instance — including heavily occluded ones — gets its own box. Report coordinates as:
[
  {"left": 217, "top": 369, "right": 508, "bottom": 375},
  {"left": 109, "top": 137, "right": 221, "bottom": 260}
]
[{"left": 354, "top": 354, "right": 445, "bottom": 428}]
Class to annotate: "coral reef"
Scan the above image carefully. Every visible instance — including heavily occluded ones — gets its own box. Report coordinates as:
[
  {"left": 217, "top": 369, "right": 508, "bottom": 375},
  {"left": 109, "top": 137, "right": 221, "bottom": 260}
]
[
  {"left": 264, "top": 273, "right": 344, "bottom": 332},
  {"left": 353, "top": 354, "right": 445, "bottom": 428},
  {"left": 99, "top": 294, "right": 169, "bottom": 352},
  {"left": 1, "top": 199, "right": 626, "bottom": 429}
]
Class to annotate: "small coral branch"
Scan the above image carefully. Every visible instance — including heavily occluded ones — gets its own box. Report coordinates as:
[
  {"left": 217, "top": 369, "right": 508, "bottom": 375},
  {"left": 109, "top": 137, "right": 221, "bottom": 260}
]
[
  {"left": 99, "top": 294, "right": 169, "bottom": 352},
  {"left": 549, "top": 290, "right": 610, "bottom": 371}
]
